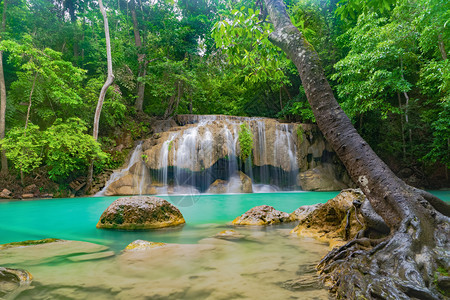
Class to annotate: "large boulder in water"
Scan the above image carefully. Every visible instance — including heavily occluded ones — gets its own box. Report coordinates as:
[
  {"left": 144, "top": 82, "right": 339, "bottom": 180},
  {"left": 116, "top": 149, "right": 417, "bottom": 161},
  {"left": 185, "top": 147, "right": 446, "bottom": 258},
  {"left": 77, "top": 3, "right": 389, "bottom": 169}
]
[
  {"left": 96, "top": 196, "right": 185, "bottom": 230},
  {"left": 232, "top": 205, "right": 293, "bottom": 225},
  {"left": 291, "top": 189, "right": 366, "bottom": 247}
]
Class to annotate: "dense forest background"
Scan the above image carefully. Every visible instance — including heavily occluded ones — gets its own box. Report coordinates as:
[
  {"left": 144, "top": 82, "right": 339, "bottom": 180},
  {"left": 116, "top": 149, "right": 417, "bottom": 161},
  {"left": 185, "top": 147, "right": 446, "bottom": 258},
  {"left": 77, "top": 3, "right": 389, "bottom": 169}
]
[{"left": 0, "top": 0, "right": 448, "bottom": 195}]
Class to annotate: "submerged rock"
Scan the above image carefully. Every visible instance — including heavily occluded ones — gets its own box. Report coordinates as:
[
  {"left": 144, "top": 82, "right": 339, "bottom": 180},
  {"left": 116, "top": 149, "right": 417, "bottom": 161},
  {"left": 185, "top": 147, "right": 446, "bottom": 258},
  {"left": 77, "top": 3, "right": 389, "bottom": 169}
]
[
  {"left": 213, "top": 229, "right": 245, "bottom": 240},
  {"left": 124, "top": 240, "right": 166, "bottom": 251},
  {"left": 0, "top": 238, "right": 62, "bottom": 250},
  {"left": 232, "top": 205, "right": 293, "bottom": 225},
  {"left": 291, "top": 189, "right": 366, "bottom": 247},
  {"left": 96, "top": 196, "right": 185, "bottom": 230},
  {"left": 0, "top": 267, "right": 33, "bottom": 298},
  {"left": 0, "top": 240, "right": 110, "bottom": 266}
]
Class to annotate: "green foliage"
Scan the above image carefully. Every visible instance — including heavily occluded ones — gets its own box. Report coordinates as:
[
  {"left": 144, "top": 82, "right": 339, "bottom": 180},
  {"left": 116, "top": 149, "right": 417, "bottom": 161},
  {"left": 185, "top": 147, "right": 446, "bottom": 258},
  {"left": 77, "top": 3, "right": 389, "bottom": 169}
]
[
  {"left": 212, "top": 4, "right": 290, "bottom": 85},
  {"left": 332, "top": 12, "right": 411, "bottom": 119},
  {"left": 0, "top": 124, "right": 43, "bottom": 175},
  {"left": 79, "top": 78, "right": 127, "bottom": 131},
  {"left": 297, "top": 125, "right": 304, "bottom": 144},
  {"left": 1, "top": 37, "right": 87, "bottom": 126},
  {"left": 43, "top": 118, "right": 108, "bottom": 180},
  {"left": 423, "top": 101, "right": 450, "bottom": 168},
  {"left": 1, "top": 118, "right": 108, "bottom": 180},
  {"left": 238, "top": 122, "right": 253, "bottom": 161}
]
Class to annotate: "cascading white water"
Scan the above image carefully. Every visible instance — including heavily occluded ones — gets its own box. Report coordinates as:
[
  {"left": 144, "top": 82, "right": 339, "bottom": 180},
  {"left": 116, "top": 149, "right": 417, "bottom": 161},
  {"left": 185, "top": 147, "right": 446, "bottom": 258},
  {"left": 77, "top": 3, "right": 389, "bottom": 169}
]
[
  {"left": 157, "top": 133, "right": 177, "bottom": 194},
  {"left": 97, "top": 143, "right": 147, "bottom": 196},
  {"left": 273, "top": 124, "right": 299, "bottom": 187},
  {"left": 101, "top": 116, "right": 307, "bottom": 196},
  {"left": 223, "top": 122, "right": 239, "bottom": 177}
]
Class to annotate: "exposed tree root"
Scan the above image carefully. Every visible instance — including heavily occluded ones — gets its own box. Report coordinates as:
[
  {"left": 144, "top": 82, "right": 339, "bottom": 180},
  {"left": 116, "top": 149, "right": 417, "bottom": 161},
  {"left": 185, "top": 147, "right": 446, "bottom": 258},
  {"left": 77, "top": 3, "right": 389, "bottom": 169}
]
[{"left": 317, "top": 207, "right": 450, "bottom": 300}]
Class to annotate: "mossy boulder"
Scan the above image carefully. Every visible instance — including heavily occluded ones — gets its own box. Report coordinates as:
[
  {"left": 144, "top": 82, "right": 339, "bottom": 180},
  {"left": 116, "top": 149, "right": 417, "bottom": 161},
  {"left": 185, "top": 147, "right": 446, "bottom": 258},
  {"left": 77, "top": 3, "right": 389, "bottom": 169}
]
[
  {"left": 232, "top": 205, "right": 293, "bottom": 225},
  {"left": 96, "top": 196, "right": 185, "bottom": 230},
  {"left": 213, "top": 229, "right": 245, "bottom": 240}
]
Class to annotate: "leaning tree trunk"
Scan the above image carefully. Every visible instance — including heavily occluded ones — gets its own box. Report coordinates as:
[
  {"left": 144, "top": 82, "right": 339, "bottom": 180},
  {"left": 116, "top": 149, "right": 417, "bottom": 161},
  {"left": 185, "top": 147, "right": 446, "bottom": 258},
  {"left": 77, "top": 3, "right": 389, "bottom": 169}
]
[
  {"left": 86, "top": 0, "right": 114, "bottom": 192},
  {"left": 263, "top": 0, "right": 450, "bottom": 298}
]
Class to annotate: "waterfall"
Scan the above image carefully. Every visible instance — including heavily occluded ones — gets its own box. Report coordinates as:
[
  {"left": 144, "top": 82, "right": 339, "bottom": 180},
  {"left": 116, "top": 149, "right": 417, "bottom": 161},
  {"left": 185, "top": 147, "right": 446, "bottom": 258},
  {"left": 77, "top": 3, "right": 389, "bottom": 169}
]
[
  {"left": 97, "top": 143, "right": 148, "bottom": 196},
  {"left": 223, "top": 123, "right": 238, "bottom": 177},
  {"left": 157, "top": 133, "right": 177, "bottom": 194},
  {"left": 273, "top": 124, "right": 299, "bottom": 188},
  {"left": 100, "top": 115, "right": 320, "bottom": 196}
]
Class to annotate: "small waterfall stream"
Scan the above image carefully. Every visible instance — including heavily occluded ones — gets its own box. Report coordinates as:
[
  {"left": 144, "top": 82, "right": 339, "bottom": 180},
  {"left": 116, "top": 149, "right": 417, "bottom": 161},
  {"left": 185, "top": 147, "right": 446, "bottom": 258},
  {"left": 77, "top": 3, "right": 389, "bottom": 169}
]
[{"left": 97, "top": 143, "right": 148, "bottom": 196}]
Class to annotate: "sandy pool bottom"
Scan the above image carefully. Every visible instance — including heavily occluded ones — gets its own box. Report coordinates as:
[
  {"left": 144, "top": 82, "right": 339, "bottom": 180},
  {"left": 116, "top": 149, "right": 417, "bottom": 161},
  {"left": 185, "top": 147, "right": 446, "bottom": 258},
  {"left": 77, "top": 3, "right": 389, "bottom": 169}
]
[{"left": 0, "top": 226, "right": 331, "bottom": 300}]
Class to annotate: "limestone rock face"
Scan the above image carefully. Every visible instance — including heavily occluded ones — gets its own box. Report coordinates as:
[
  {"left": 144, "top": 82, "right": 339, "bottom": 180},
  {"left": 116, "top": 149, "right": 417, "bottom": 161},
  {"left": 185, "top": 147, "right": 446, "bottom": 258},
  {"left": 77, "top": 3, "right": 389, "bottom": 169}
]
[
  {"left": 206, "top": 179, "right": 228, "bottom": 194},
  {"left": 96, "top": 196, "right": 185, "bottom": 230},
  {"left": 104, "top": 161, "right": 157, "bottom": 196},
  {"left": 291, "top": 189, "right": 366, "bottom": 247},
  {"left": 297, "top": 164, "right": 349, "bottom": 191},
  {"left": 235, "top": 172, "right": 253, "bottom": 193},
  {"left": 232, "top": 205, "right": 293, "bottom": 225},
  {"left": 206, "top": 172, "right": 253, "bottom": 193}
]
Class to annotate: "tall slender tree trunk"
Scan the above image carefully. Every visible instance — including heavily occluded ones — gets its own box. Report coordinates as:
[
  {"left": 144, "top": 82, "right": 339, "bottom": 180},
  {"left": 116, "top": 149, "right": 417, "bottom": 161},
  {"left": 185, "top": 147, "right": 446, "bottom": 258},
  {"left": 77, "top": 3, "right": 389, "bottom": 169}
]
[
  {"left": 131, "top": 2, "right": 147, "bottom": 112},
  {"left": 438, "top": 33, "right": 447, "bottom": 61},
  {"left": 0, "top": 0, "right": 8, "bottom": 174},
  {"left": 263, "top": 0, "right": 449, "bottom": 298},
  {"left": 24, "top": 73, "right": 37, "bottom": 133},
  {"left": 400, "top": 58, "right": 412, "bottom": 145},
  {"left": 86, "top": 0, "right": 114, "bottom": 192},
  {"left": 398, "top": 92, "right": 406, "bottom": 159}
]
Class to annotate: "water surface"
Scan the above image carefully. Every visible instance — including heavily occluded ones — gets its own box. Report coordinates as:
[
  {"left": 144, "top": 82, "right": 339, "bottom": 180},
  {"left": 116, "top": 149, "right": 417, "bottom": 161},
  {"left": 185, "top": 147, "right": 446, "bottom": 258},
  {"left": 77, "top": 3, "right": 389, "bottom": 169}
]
[
  {"left": 0, "top": 192, "right": 339, "bottom": 250},
  {"left": 1, "top": 191, "right": 448, "bottom": 299}
]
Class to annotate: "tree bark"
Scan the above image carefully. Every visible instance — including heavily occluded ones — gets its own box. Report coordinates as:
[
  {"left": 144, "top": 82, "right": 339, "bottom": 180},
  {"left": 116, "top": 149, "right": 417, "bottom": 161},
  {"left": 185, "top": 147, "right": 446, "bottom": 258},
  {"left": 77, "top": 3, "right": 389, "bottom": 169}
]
[
  {"left": 24, "top": 73, "right": 37, "bottom": 134},
  {"left": 438, "top": 33, "right": 447, "bottom": 61},
  {"left": 0, "top": 0, "right": 7, "bottom": 174},
  {"left": 398, "top": 92, "right": 406, "bottom": 159},
  {"left": 163, "top": 81, "right": 183, "bottom": 119},
  {"left": 131, "top": 1, "right": 147, "bottom": 112},
  {"left": 86, "top": 0, "right": 114, "bottom": 192},
  {"left": 263, "top": 0, "right": 450, "bottom": 298}
]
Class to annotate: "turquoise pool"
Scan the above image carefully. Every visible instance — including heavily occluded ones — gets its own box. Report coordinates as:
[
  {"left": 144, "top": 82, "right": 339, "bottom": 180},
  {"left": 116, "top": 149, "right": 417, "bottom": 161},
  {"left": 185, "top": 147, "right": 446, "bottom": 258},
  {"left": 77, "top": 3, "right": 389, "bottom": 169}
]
[
  {"left": 0, "top": 191, "right": 340, "bottom": 251},
  {"left": 0, "top": 191, "right": 448, "bottom": 299}
]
